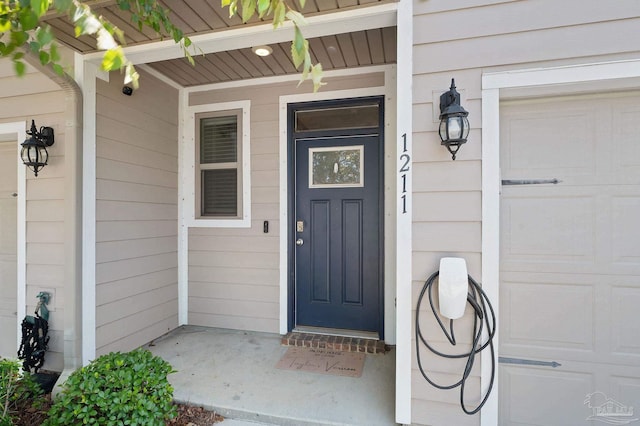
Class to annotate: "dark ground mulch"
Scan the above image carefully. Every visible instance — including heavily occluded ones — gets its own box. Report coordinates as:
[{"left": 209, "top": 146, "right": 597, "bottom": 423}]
[
  {"left": 12, "top": 394, "right": 224, "bottom": 426},
  {"left": 11, "top": 394, "right": 52, "bottom": 426},
  {"left": 167, "top": 403, "right": 224, "bottom": 425}
]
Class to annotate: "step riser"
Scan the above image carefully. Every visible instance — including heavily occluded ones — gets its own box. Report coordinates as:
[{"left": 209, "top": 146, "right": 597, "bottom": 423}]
[{"left": 281, "top": 333, "right": 387, "bottom": 354}]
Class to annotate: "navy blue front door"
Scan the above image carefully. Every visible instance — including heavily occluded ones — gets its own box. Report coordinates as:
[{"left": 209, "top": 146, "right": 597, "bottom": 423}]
[{"left": 294, "top": 135, "right": 382, "bottom": 333}]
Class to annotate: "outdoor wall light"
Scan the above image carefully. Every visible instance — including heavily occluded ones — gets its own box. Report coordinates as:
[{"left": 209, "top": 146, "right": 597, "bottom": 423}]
[
  {"left": 439, "top": 79, "right": 469, "bottom": 160},
  {"left": 21, "top": 120, "right": 54, "bottom": 177}
]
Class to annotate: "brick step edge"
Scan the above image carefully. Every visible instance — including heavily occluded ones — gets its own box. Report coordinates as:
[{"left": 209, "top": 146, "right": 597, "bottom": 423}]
[{"left": 281, "top": 332, "right": 388, "bottom": 354}]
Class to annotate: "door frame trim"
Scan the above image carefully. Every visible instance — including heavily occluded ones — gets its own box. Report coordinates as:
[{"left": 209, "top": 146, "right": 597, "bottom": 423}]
[
  {"left": 288, "top": 99, "right": 385, "bottom": 336},
  {"left": 278, "top": 70, "right": 397, "bottom": 342},
  {"left": 481, "top": 58, "right": 640, "bottom": 426},
  {"left": 0, "top": 122, "right": 27, "bottom": 355}
]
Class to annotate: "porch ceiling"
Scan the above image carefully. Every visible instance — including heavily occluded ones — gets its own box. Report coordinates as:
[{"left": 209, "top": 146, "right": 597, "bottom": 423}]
[
  {"left": 148, "top": 28, "right": 396, "bottom": 86},
  {"left": 44, "top": 0, "right": 397, "bottom": 86}
]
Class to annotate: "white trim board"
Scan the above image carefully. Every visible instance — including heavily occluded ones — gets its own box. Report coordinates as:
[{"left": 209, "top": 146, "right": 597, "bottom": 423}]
[
  {"left": 394, "top": 0, "right": 412, "bottom": 423},
  {"left": 77, "top": 57, "right": 99, "bottom": 365},
  {"left": 480, "top": 57, "right": 640, "bottom": 426},
  {"left": 178, "top": 88, "right": 189, "bottom": 326},
  {"left": 0, "top": 122, "right": 27, "bottom": 355}
]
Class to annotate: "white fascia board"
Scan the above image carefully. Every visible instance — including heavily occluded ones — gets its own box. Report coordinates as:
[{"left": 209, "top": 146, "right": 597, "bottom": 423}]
[
  {"left": 83, "top": 3, "right": 397, "bottom": 65},
  {"left": 483, "top": 58, "right": 640, "bottom": 89},
  {"left": 186, "top": 64, "right": 391, "bottom": 94}
]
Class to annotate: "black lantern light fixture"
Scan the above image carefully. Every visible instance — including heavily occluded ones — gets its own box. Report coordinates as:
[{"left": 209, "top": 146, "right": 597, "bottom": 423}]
[
  {"left": 439, "top": 79, "right": 469, "bottom": 160},
  {"left": 21, "top": 120, "right": 54, "bottom": 177}
]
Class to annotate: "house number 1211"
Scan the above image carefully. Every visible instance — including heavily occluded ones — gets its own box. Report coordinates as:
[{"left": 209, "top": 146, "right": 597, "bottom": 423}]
[{"left": 399, "top": 133, "right": 410, "bottom": 214}]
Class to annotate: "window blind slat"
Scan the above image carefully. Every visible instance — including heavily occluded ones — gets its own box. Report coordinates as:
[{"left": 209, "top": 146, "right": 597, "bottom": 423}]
[
  {"left": 200, "top": 116, "right": 237, "bottom": 164},
  {"left": 201, "top": 169, "right": 238, "bottom": 216}
]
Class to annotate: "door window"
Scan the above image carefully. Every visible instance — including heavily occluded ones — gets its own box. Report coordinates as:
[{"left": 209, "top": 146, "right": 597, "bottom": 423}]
[
  {"left": 309, "top": 145, "right": 364, "bottom": 188},
  {"left": 295, "top": 104, "right": 379, "bottom": 132}
]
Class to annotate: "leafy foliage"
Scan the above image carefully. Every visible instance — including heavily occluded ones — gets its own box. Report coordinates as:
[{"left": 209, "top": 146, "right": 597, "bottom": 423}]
[
  {"left": 0, "top": 0, "right": 192, "bottom": 88},
  {"left": 44, "top": 349, "right": 176, "bottom": 426},
  {"left": 0, "top": 357, "right": 44, "bottom": 426},
  {"left": 0, "top": 0, "right": 323, "bottom": 91}
]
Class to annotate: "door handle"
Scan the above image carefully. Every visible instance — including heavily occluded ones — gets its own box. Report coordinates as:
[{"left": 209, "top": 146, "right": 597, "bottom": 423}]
[{"left": 296, "top": 238, "right": 304, "bottom": 246}]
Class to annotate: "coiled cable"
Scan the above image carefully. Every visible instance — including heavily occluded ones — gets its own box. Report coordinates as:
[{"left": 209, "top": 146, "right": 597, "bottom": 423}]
[{"left": 415, "top": 271, "right": 496, "bottom": 415}]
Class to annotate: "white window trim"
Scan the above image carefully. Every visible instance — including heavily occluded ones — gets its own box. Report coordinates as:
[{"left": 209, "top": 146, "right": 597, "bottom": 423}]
[{"left": 185, "top": 100, "right": 251, "bottom": 228}]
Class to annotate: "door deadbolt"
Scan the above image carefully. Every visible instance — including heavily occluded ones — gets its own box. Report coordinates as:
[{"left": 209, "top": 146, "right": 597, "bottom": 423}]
[{"left": 296, "top": 220, "right": 304, "bottom": 232}]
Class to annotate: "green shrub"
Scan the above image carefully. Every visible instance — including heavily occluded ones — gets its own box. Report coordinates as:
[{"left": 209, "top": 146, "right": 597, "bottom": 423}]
[
  {"left": 44, "top": 349, "right": 176, "bottom": 426},
  {"left": 1, "top": 357, "right": 44, "bottom": 426}
]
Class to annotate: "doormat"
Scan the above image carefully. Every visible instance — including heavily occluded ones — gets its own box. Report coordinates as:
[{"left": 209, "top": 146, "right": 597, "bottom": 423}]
[{"left": 275, "top": 347, "right": 365, "bottom": 378}]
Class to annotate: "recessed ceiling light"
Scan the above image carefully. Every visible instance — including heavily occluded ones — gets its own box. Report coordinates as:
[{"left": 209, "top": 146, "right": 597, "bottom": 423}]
[{"left": 252, "top": 45, "right": 273, "bottom": 57}]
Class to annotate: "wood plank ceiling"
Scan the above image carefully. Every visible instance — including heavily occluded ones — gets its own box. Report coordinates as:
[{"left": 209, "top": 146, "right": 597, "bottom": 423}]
[{"left": 43, "top": 0, "right": 397, "bottom": 86}]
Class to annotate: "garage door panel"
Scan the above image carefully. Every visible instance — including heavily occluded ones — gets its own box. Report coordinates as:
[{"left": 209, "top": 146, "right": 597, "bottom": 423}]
[
  {"left": 614, "top": 101, "right": 640, "bottom": 172},
  {"left": 502, "top": 195, "right": 595, "bottom": 261},
  {"left": 610, "top": 285, "right": 640, "bottom": 357},
  {"left": 610, "top": 370, "right": 640, "bottom": 413},
  {"left": 499, "top": 365, "right": 595, "bottom": 426},
  {"left": 612, "top": 196, "right": 640, "bottom": 265},
  {"left": 502, "top": 108, "right": 597, "bottom": 177},
  {"left": 501, "top": 281, "right": 594, "bottom": 351}
]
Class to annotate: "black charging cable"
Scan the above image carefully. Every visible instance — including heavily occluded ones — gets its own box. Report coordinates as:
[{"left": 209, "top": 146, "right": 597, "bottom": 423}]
[{"left": 415, "top": 271, "right": 496, "bottom": 415}]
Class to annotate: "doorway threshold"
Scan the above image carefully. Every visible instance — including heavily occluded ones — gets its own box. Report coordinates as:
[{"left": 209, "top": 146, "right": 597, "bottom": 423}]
[
  {"left": 284, "top": 327, "right": 387, "bottom": 354},
  {"left": 293, "top": 325, "right": 379, "bottom": 339}
]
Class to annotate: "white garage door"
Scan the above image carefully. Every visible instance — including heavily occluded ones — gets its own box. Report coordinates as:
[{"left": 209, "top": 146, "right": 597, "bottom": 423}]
[
  {"left": 499, "top": 92, "right": 640, "bottom": 425},
  {"left": 0, "top": 142, "right": 17, "bottom": 359}
]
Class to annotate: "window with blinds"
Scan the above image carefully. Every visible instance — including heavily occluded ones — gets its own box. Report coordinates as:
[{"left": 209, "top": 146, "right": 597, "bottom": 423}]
[{"left": 196, "top": 111, "right": 242, "bottom": 217}]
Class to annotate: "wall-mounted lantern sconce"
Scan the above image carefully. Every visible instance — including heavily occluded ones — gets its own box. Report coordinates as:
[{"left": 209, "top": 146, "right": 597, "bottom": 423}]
[
  {"left": 439, "top": 79, "right": 469, "bottom": 160},
  {"left": 21, "top": 120, "right": 54, "bottom": 177}
]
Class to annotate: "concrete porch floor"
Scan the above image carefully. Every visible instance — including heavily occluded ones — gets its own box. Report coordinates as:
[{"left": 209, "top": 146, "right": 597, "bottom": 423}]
[{"left": 145, "top": 326, "right": 397, "bottom": 426}]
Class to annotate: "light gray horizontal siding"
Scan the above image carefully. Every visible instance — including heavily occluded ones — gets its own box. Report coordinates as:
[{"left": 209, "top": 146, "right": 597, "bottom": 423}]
[
  {"left": 97, "top": 269, "right": 178, "bottom": 306},
  {"left": 95, "top": 68, "right": 179, "bottom": 356},
  {"left": 188, "top": 72, "right": 385, "bottom": 333},
  {"left": 0, "top": 60, "right": 66, "bottom": 372},
  {"left": 410, "top": 1, "right": 640, "bottom": 424}
]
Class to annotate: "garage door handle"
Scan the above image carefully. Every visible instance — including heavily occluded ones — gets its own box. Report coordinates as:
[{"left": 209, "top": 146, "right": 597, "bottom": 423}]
[
  {"left": 501, "top": 179, "right": 560, "bottom": 185},
  {"left": 499, "top": 357, "right": 561, "bottom": 368}
]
